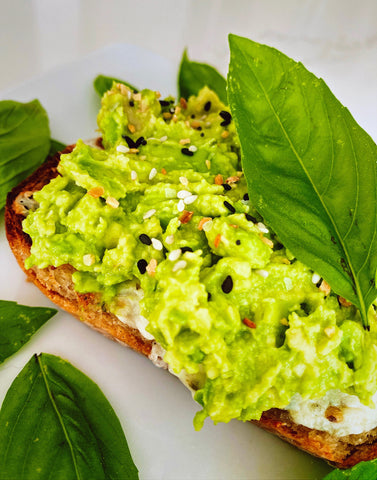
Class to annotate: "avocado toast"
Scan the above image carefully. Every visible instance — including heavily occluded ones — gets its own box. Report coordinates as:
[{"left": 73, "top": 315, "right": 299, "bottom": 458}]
[{"left": 6, "top": 83, "right": 377, "bottom": 468}]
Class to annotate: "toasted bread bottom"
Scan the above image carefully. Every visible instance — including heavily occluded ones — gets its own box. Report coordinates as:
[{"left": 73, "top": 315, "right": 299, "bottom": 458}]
[{"left": 5, "top": 148, "right": 377, "bottom": 468}]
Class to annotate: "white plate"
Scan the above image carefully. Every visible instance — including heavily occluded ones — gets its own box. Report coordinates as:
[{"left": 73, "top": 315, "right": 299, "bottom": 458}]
[{"left": 2, "top": 42, "right": 366, "bottom": 480}]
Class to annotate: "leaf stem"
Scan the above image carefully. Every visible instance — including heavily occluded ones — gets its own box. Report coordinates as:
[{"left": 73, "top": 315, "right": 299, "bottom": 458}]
[{"left": 36, "top": 354, "right": 81, "bottom": 480}]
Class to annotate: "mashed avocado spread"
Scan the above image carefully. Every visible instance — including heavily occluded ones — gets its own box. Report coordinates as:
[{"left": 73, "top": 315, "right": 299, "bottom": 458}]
[{"left": 23, "top": 84, "right": 377, "bottom": 429}]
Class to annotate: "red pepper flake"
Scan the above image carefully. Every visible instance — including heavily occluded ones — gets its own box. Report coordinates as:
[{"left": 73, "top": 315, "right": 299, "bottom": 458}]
[
  {"left": 180, "top": 97, "right": 188, "bottom": 109},
  {"left": 338, "top": 296, "right": 352, "bottom": 307},
  {"left": 243, "top": 318, "right": 257, "bottom": 329},
  {"left": 88, "top": 186, "right": 105, "bottom": 198},
  {"left": 230, "top": 224, "right": 239, "bottom": 229},
  {"left": 214, "top": 174, "right": 223, "bottom": 185},
  {"left": 214, "top": 234, "right": 222, "bottom": 248},
  {"left": 128, "top": 124, "right": 136, "bottom": 133},
  {"left": 179, "top": 210, "right": 194, "bottom": 224},
  {"left": 161, "top": 168, "right": 167, "bottom": 175}
]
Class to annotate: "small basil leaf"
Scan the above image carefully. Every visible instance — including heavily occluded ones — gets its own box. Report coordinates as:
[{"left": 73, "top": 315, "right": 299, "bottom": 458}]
[
  {"left": 228, "top": 34, "right": 377, "bottom": 327},
  {"left": 0, "top": 300, "right": 56, "bottom": 363},
  {"left": 94, "top": 74, "right": 138, "bottom": 97},
  {"left": 178, "top": 49, "right": 227, "bottom": 104},
  {"left": 323, "top": 460, "right": 377, "bottom": 479},
  {"left": 0, "top": 353, "right": 139, "bottom": 480},
  {"left": 49, "top": 138, "right": 66, "bottom": 156},
  {"left": 0, "top": 99, "right": 50, "bottom": 209}
]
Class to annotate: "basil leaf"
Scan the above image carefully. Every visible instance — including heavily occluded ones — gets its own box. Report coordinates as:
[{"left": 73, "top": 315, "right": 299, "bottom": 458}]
[
  {"left": 178, "top": 49, "right": 227, "bottom": 104},
  {"left": 49, "top": 138, "right": 66, "bottom": 156},
  {"left": 0, "top": 300, "right": 56, "bottom": 363},
  {"left": 0, "top": 99, "right": 50, "bottom": 209},
  {"left": 94, "top": 74, "right": 138, "bottom": 97},
  {"left": 323, "top": 460, "right": 377, "bottom": 479},
  {"left": 0, "top": 353, "right": 139, "bottom": 480},
  {"left": 228, "top": 34, "right": 377, "bottom": 327}
]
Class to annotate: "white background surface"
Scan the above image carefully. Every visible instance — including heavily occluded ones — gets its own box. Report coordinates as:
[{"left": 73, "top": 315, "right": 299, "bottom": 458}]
[{"left": 0, "top": 1, "right": 376, "bottom": 479}]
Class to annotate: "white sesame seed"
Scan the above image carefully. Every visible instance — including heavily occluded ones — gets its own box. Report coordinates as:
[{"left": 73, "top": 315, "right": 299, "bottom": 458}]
[
  {"left": 172, "top": 260, "right": 187, "bottom": 272},
  {"left": 168, "top": 249, "right": 182, "bottom": 261},
  {"left": 160, "top": 135, "right": 168, "bottom": 142},
  {"left": 83, "top": 254, "right": 95, "bottom": 266},
  {"left": 202, "top": 219, "right": 213, "bottom": 232},
  {"left": 177, "top": 190, "right": 192, "bottom": 199},
  {"left": 151, "top": 238, "right": 163, "bottom": 251},
  {"left": 143, "top": 209, "right": 156, "bottom": 220},
  {"left": 177, "top": 199, "right": 185, "bottom": 212},
  {"left": 131, "top": 170, "right": 138, "bottom": 181},
  {"left": 205, "top": 160, "right": 211, "bottom": 169},
  {"left": 284, "top": 277, "right": 293, "bottom": 291},
  {"left": 106, "top": 196, "right": 119, "bottom": 208},
  {"left": 184, "top": 194, "right": 198, "bottom": 205},
  {"left": 257, "top": 222, "right": 269, "bottom": 234},
  {"left": 149, "top": 168, "right": 158, "bottom": 180},
  {"left": 116, "top": 145, "right": 129, "bottom": 153},
  {"left": 165, "top": 234, "right": 174, "bottom": 245},
  {"left": 179, "top": 176, "right": 189, "bottom": 186},
  {"left": 256, "top": 269, "right": 269, "bottom": 278},
  {"left": 188, "top": 145, "right": 197, "bottom": 152},
  {"left": 312, "top": 273, "right": 321, "bottom": 284}
]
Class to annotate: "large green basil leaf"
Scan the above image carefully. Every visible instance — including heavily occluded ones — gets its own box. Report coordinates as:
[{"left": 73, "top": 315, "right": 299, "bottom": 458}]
[
  {"left": 178, "top": 49, "right": 227, "bottom": 104},
  {"left": 0, "top": 99, "right": 50, "bottom": 209},
  {"left": 323, "top": 460, "right": 377, "bottom": 479},
  {"left": 228, "top": 34, "right": 377, "bottom": 327},
  {"left": 0, "top": 300, "right": 56, "bottom": 363},
  {"left": 0, "top": 353, "right": 139, "bottom": 480},
  {"left": 94, "top": 75, "right": 138, "bottom": 97}
]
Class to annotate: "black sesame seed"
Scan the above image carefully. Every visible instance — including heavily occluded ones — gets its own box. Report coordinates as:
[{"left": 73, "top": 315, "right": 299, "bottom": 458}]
[
  {"left": 181, "top": 147, "right": 194, "bottom": 156},
  {"left": 191, "top": 114, "right": 196, "bottom": 119},
  {"left": 204, "top": 101, "right": 211, "bottom": 112},
  {"left": 274, "top": 242, "right": 284, "bottom": 251},
  {"left": 243, "top": 193, "right": 249, "bottom": 201},
  {"left": 207, "top": 292, "right": 212, "bottom": 301},
  {"left": 159, "top": 100, "right": 170, "bottom": 107},
  {"left": 122, "top": 135, "right": 137, "bottom": 149},
  {"left": 221, "top": 275, "right": 233, "bottom": 294},
  {"left": 181, "top": 246, "right": 193, "bottom": 253},
  {"left": 224, "top": 201, "right": 236, "bottom": 214},
  {"left": 129, "top": 100, "right": 135, "bottom": 107},
  {"left": 137, "top": 259, "right": 148, "bottom": 274},
  {"left": 200, "top": 133, "right": 205, "bottom": 137},
  {"left": 245, "top": 213, "right": 257, "bottom": 223},
  {"left": 222, "top": 183, "right": 232, "bottom": 191},
  {"left": 219, "top": 110, "right": 232, "bottom": 127},
  {"left": 197, "top": 126, "right": 202, "bottom": 131},
  {"left": 236, "top": 240, "right": 241, "bottom": 245},
  {"left": 135, "top": 136, "right": 147, "bottom": 148},
  {"left": 139, "top": 233, "right": 152, "bottom": 245}
]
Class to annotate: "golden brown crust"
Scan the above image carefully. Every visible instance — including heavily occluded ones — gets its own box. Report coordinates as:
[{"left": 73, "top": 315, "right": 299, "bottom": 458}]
[
  {"left": 5, "top": 147, "right": 152, "bottom": 358},
  {"left": 5, "top": 148, "right": 377, "bottom": 469}
]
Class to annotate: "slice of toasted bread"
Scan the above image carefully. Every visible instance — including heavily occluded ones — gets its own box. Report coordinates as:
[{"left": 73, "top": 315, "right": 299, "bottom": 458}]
[{"left": 5, "top": 148, "right": 377, "bottom": 469}]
